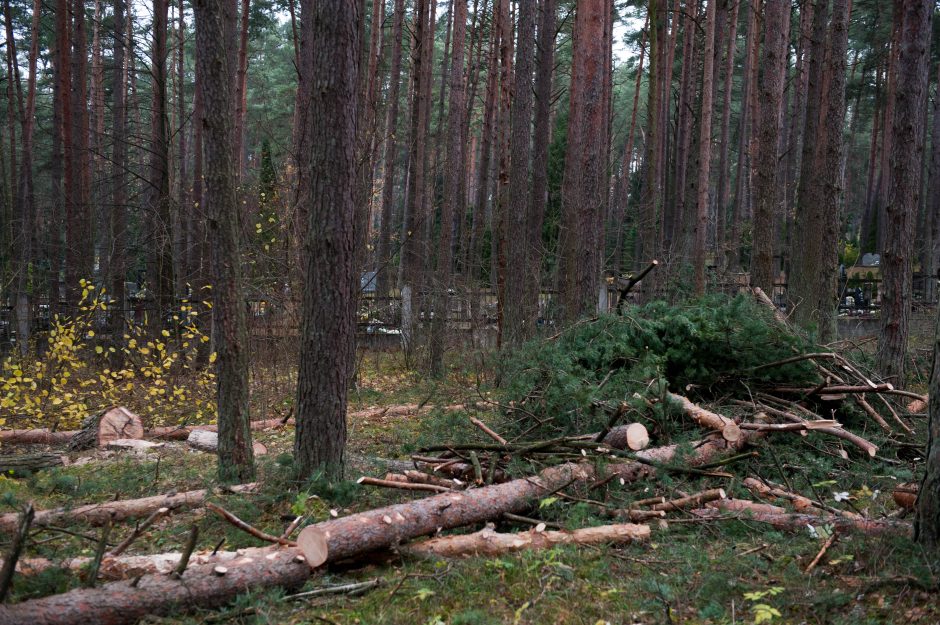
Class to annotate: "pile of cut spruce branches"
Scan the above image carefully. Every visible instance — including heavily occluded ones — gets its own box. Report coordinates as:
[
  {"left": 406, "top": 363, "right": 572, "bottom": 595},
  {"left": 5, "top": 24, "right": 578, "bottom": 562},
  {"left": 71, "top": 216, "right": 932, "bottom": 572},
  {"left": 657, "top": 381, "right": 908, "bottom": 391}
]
[{"left": 0, "top": 296, "right": 930, "bottom": 624}]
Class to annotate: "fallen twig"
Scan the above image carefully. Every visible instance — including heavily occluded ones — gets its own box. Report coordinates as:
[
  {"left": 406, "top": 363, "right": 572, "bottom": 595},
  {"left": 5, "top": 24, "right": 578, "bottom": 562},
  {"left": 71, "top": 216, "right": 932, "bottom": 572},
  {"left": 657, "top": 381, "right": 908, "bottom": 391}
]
[
  {"left": 109, "top": 507, "right": 170, "bottom": 557},
  {"left": 804, "top": 531, "right": 838, "bottom": 573},
  {"left": 357, "top": 476, "right": 452, "bottom": 493},
  {"left": 204, "top": 503, "right": 296, "bottom": 547},
  {"left": 284, "top": 578, "right": 384, "bottom": 601}
]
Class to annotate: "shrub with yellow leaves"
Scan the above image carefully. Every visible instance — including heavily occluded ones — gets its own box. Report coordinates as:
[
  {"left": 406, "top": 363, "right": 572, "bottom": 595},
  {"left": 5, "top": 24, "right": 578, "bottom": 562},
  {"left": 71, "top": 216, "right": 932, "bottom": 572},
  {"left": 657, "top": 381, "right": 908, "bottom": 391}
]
[{"left": 1, "top": 279, "right": 218, "bottom": 431}]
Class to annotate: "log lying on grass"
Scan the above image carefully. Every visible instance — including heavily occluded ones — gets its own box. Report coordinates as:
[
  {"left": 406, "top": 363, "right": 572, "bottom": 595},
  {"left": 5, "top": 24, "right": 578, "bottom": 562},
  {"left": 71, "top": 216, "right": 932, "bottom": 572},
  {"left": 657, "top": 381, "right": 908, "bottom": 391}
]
[
  {"left": 0, "top": 429, "right": 76, "bottom": 445},
  {"left": 0, "top": 483, "right": 258, "bottom": 533},
  {"left": 742, "top": 478, "right": 860, "bottom": 519},
  {"left": 599, "top": 423, "right": 650, "bottom": 451},
  {"left": 0, "top": 453, "right": 65, "bottom": 476},
  {"left": 0, "top": 546, "right": 311, "bottom": 625},
  {"left": 403, "top": 522, "right": 650, "bottom": 558},
  {"left": 294, "top": 462, "right": 594, "bottom": 567},
  {"left": 666, "top": 393, "right": 747, "bottom": 444},
  {"left": 690, "top": 506, "right": 910, "bottom": 536},
  {"left": 0, "top": 462, "right": 594, "bottom": 625},
  {"left": 186, "top": 430, "right": 268, "bottom": 456},
  {"left": 5, "top": 547, "right": 275, "bottom": 581}
]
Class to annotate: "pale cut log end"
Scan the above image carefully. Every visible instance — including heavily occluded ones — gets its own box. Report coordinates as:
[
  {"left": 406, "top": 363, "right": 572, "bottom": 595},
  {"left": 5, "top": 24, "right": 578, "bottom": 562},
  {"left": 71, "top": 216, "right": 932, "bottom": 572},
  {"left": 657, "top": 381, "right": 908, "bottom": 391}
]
[
  {"left": 721, "top": 423, "right": 741, "bottom": 443},
  {"left": 297, "top": 527, "right": 328, "bottom": 568},
  {"left": 625, "top": 423, "right": 650, "bottom": 451}
]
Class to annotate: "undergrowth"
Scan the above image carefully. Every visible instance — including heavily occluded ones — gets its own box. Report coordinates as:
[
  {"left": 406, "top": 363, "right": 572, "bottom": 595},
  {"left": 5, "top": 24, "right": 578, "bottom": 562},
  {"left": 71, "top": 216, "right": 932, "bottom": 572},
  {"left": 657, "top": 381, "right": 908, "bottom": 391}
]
[{"left": 499, "top": 294, "right": 824, "bottom": 439}]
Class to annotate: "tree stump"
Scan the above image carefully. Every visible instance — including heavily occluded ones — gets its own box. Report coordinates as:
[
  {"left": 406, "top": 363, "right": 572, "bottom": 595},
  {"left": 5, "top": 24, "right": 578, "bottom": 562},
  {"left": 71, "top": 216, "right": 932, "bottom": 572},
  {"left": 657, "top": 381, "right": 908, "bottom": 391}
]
[{"left": 67, "top": 407, "right": 144, "bottom": 451}]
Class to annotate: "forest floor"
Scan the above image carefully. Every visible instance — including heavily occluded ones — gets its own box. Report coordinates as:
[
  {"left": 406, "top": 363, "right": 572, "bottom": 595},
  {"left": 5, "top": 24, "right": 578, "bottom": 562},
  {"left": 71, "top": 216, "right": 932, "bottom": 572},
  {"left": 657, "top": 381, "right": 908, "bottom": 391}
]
[{"left": 1, "top": 349, "right": 939, "bottom": 625}]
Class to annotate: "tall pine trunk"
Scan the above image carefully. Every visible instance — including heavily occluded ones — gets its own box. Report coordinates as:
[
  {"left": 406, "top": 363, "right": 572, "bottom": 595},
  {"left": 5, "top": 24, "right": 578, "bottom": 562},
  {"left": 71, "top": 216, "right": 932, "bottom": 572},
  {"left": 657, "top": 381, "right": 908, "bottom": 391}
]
[
  {"left": 557, "top": 0, "right": 606, "bottom": 320},
  {"left": 375, "top": 0, "right": 406, "bottom": 299},
  {"left": 193, "top": 0, "right": 256, "bottom": 483},
  {"left": 750, "top": 0, "right": 791, "bottom": 293},
  {"left": 878, "top": 0, "right": 932, "bottom": 386},
  {"left": 429, "top": 0, "right": 467, "bottom": 375},
  {"left": 692, "top": 0, "right": 717, "bottom": 295},
  {"left": 293, "top": 0, "right": 361, "bottom": 480},
  {"left": 502, "top": 0, "right": 536, "bottom": 345}
]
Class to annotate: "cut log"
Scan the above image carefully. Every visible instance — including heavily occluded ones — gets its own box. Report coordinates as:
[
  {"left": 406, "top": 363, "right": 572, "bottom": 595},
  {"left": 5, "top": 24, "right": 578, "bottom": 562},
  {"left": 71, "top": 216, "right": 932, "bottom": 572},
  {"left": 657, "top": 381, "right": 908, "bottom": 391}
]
[
  {"left": 67, "top": 407, "right": 144, "bottom": 451},
  {"left": 893, "top": 483, "right": 918, "bottom": 511},
  {"left": 0, "top": 546, "right": 310, "bottom": 625},
  {"left": 0, "top": 483, "right": 258, "bottom": 533},
  {"left": 609, "top": 509, "right": 667, "bottom": 522},
  {"left": 402, "top": 470, "right": 464, "bottom": 489},
  {"left": 908, "top": 398, "right": 927, "bottom": 414},
  {"left": 707, "top": 498, "right": 788, "bottom": 515},
  {"left": 403, "top": 522, "right": 650, "bottom": 558},
  {"left": 186, "top": 430, "right": 267, "bottom": 456},
  {"left": 601, "top": 423, "right": 650, "bottom": 451},
  {"left": 651, "top": 488, "right": 726, "bottom": 512},
  {"left": 357, "top": 476, "right": 452, "bottom": 493},
  {"left": 0, "top": 429, "right": 76, "bottom": 445},
  {"left": 752, "top": 287, "right": 789, "bottom": 325},
  {"left": 742, "top": 477, "right": 860, "bottom": 518},
  {"left": 106, "top": 439, "right": 164, "bottom": 452},
  {"left": 666, "top": 392, "right": 738, "bottom": 433},
  {"left": 4, "top": 546, "right": 279, "bottom": 581},
  {"left": 0, "top": 453, "right": 65, "bottom": 477},
  {"left": 732, "top": 399, "right": 878, "bottom": 457},
  {"left": 296, "top": 462, "right": 594, "bottom": 566},
  {"left": 690, "top": 507, "right": 910, "bottom": 536}
]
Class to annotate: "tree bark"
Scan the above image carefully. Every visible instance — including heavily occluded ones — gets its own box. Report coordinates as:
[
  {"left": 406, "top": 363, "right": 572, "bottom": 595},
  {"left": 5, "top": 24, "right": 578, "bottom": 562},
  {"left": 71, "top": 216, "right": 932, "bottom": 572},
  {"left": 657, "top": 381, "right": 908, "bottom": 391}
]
[
  {"left": 502, "top": 0, "right": 536, "bottom": 345},
  {"left": 194, "top": 0, "right": 256, "bottom": 482},
  {"left": 925, "top": 64, "right": 940, "bottom": 305},
  {"left": 233, "top": 0, "right": 251, "bottom": 179},
  {"left": 429, "top": 0, "right": 468, "bottom": 374},
  {"left": 692, "top": 0, "right": 718, "bottom": 295},
  {"left": 789, "top": 0, "right": 830, "bottom": 334},
  {"left": 728, "top": 0, "right": 758, "bottom": 271},
  {"left": 750, "top": 0, "right": 791, "bottom": 293},
  {"left": 405, "top": 523, "right": 650, "bottom": 558},
  {"left": 878, "top": 0, "right": 932, "bottom": 386},
  {"left": 526, "top": 0, "right": 554, "bottom": 311},
  {"left": 110, "top": 0, "right": 128, "bottom": 322},
  {"left": 714, "top": 0, "right": 740, "bottom": 270},
  {"left": 294, "top": 0, "right": 361, "bottom": 479},
  {"left": 374, "top": 0, "right": 406, "bottom": 299},
  {"left": 399, "top": 0, "right": 433, "bottom": 351},
  {"left": 557, "top": 0, "right": 607, "bottom": 320},
  {"left": 147, "top": 0, "right": 174, "bottom": 319}
]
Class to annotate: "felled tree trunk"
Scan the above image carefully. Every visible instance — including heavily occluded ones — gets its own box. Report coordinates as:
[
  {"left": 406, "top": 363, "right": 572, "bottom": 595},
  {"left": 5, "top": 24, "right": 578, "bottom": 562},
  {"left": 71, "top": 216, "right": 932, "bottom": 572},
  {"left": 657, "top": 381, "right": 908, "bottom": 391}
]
[
  {"left": 0, "top": 484, "right": 257, "bottom": 532},
  {"left": 691, "top": 506, "right": 910, "bottom": 536},
  {"left": 66, "top": 407, "right": 144, "bottom": 451},
  {"left": 296, "top": 462, "right": 594, "bottom": 567},
  {"left": 0, "top": 547, "right": 310, "bottom": 625},
  {"left": 5, "top": 547, "right": 274, "bottom": 581},
  {"left": 0, "top": 429, "right": 75, "bottom": 445},
  {"left": 404, "top": 523, "right": 650, "bottom": 558},
  {"left": 0, "top": 453, "right": 65, "bottom": 476},
  {"left": 186, "top": 430, "right": 268, "bottom": 456}
]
